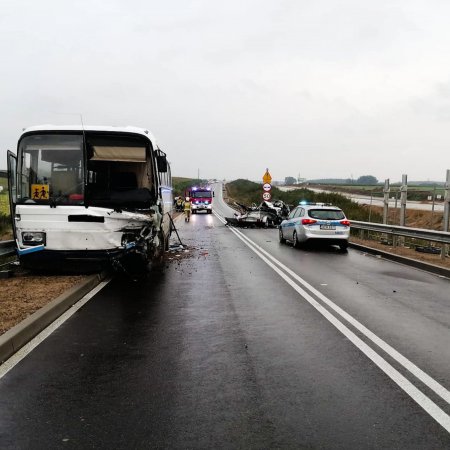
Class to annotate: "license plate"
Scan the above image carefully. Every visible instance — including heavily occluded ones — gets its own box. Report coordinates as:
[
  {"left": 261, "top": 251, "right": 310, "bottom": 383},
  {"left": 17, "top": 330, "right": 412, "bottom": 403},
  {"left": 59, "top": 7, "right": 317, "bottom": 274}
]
[{"left": 320, "top": 225, "right": 335, "bottom": 230}]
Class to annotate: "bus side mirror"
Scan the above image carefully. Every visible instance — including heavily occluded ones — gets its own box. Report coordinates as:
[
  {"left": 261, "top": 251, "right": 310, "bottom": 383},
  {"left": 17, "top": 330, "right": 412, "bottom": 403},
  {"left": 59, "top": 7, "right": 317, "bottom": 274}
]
[
  {"left": 213, "top": 192, "right": 215, "bottom": 197},
  {"left": 157, "top": 155, "right": 168, "bottom": 172}
]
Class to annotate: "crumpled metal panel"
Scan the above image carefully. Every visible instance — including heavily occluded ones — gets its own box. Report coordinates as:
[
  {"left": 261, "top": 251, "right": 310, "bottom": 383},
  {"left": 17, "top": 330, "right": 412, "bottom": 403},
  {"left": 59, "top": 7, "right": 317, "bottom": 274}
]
[{"left": 15, "top": 205, "right": 156, "bottom": 251}]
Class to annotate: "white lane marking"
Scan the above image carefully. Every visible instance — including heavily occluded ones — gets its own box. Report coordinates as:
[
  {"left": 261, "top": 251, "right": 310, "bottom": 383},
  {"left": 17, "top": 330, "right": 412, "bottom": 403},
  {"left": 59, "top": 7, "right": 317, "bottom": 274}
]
[
  {"left": 213, "top": 211, "right": 450, "bottom": 432},
  {"left": 234, "top": 227, "right": 450, "bottom": 405},
  {"left": 0, "top": 279, "right": 111, "bottom": 380},
  {"left": 215, "top": 210, "right": 450, "bottom": 404}
]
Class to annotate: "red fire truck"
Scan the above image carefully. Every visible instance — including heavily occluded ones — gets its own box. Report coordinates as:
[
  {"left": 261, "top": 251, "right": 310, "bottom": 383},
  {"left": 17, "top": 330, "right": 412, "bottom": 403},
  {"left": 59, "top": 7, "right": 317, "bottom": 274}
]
[{"left": 185, "top": 185, "right": 214, "bottom": 214}]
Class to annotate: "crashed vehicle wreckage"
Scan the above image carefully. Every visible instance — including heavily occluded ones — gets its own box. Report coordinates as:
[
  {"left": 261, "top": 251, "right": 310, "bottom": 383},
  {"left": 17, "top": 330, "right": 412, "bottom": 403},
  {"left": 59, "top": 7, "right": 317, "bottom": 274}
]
[
  {"left": 225, "top": 200, "right": 290, "bottom": 228},
  {"left": 7, "top": 125, "right": 173, "bottom": 273}
]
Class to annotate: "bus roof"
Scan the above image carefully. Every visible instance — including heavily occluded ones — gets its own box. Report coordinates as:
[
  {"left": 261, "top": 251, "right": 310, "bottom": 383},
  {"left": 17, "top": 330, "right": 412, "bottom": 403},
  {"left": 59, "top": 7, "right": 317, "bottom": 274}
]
[{"left": 20, "top": 125, "right": 159, "bottom": 148}]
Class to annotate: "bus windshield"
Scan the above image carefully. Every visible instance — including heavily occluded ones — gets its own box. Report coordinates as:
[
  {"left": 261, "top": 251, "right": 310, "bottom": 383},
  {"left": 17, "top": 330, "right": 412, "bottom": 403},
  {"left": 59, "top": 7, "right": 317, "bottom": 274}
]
[{"left": 18, "top": 134, "right": 84, "bottom": 205}]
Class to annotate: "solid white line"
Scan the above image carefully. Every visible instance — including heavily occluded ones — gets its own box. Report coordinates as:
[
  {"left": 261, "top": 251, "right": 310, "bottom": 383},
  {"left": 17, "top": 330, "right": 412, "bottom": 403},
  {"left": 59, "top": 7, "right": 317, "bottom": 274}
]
[
  {"left": 215, "top": 209, "right": 450, "bottom": 404},
  {"left": 0, "top": 279, "right": 111, "bottom": 380},
  {"left": 213, "top": 210, "right": 450, "bottom": 432},
  {"left": 234, "top": 226, "right": 450, "bottom": 405}
]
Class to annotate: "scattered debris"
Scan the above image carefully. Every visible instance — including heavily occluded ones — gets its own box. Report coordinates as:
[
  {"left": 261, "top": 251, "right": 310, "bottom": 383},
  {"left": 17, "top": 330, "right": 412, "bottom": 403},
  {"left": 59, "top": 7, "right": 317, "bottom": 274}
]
[
  {"left": 225, "top": 200, "right": 290, "bottom": 228},
  {"left": 169, "top": 244, "right": 184, "bottom": 252},
  {"left": 0, "top": 271, "right": 13, "bottom": 279},
  {"left": 415, "top": 246, "right": 441, "bottom": 254}
]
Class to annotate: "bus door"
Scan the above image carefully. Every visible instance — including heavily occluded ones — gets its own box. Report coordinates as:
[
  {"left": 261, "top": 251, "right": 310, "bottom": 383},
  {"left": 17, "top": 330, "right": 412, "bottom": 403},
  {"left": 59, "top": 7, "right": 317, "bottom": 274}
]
[{"left": 7, "top": 150, "right": 17, "bottom": 240}]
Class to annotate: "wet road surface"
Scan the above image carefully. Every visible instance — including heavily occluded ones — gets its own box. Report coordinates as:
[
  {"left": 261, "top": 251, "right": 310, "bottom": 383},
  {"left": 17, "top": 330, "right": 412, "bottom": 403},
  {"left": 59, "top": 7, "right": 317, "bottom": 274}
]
[{"left": 0, "top": 185, "right": 449, "bottom": 448}]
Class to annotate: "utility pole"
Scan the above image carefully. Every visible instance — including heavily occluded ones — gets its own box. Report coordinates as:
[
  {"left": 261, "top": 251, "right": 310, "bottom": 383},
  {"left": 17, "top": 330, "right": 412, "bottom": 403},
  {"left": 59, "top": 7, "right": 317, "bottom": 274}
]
[
  {"left": 431, "top": 185, "right": 436, "bottom": 227},
  {"left": 444, "top": 169, "right": 450, "bottom": 232},
  {"left": 399, "top": 174, "right": 408, "bottom": 227},
  {"left": 383, "top": 179, "right": 390, "bottom": 224},
  {"left": 442, "top": 169, "right": 450, "bottom": 260}
]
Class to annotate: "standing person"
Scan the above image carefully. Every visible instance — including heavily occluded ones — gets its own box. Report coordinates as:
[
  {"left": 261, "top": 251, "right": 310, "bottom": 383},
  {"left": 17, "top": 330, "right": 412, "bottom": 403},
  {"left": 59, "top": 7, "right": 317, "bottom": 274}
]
[
  {"left": 176, "top": 196, "right": 183, "bottom": 212},
  {"left": 184, "top": 197, "right": 191, "bottom": 222}
]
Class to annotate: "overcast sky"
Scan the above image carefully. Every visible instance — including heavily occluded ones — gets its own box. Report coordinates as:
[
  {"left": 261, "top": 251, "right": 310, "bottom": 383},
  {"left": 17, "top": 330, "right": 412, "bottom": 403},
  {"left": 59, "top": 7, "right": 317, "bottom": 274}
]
[{"left": 1, "top": 0, "right": 450, "bottom": 183}]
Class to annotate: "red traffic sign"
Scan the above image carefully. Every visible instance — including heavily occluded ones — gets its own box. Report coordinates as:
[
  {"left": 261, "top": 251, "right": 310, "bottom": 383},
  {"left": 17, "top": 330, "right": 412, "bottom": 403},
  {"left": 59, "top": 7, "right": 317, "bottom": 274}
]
[
  {"left": 263, "top": 183, "right": 271, "bottom": 192},
  {"left": 262, "top": 192, "right": 271, "bottom": 201}
]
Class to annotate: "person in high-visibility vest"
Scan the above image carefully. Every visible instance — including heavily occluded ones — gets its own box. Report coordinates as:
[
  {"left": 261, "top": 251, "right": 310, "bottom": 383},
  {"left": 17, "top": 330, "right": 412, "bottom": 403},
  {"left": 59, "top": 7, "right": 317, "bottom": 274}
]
[
  {"left": 176, "top": 196, "right": 183, "bottom": 212},
  {"left": 184, "top": 197, "right": 191, "bottom": 222}
]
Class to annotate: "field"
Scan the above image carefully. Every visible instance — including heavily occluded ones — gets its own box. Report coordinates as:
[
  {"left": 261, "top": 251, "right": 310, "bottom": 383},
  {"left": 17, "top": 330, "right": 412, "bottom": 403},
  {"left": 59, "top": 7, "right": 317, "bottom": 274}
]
[
  {"left": 0, "top": 194, "right": 9, "bottom": 215},
  {"left": 309, "top": 183, "right": 446, "bottom": 201},
  {"left": 0, "top": 174, "right": 9, "bottom": 216},
  {"left": 0, "top": 192, "right": 11, "bottom": 238}
]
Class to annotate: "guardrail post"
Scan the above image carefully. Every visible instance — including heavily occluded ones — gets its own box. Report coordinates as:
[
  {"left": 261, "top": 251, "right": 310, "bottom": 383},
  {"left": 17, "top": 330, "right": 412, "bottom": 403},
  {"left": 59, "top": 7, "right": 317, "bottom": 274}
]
[
  {"left": 392, "top": 234, "right": 397, "bottom": 248},
  {"left": 442, "top": 169, "right": 450, "bottom": 260}
]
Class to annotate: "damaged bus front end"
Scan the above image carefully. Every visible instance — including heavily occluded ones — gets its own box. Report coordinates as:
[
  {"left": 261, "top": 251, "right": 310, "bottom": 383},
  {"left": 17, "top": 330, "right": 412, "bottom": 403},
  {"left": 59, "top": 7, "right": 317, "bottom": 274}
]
[{"left": 7, "top": 125, "right": 172, "bottom": 273}]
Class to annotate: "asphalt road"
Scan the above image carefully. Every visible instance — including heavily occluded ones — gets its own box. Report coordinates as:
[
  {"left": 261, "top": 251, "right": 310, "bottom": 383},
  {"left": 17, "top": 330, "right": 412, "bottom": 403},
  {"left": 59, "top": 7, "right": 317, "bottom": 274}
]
[{"left": 0, "top": 184, "right": 449, "bottom": 449}]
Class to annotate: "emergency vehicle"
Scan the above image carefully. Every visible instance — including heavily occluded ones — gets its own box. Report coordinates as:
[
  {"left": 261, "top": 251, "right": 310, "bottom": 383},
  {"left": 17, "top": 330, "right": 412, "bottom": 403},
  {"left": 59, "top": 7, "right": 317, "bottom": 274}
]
[{"left": 185, "top": 185, "right": 213, "bottom": 214}]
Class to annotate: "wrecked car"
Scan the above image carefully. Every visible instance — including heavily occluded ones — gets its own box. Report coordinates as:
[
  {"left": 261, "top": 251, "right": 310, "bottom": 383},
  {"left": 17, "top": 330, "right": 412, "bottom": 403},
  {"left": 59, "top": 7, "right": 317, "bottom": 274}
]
[
  {"left": 225, "top": 200, "right": 290, "bottom": 228},
  {"left": 7, "top": 125, "right": 173, "bottom": 272}
]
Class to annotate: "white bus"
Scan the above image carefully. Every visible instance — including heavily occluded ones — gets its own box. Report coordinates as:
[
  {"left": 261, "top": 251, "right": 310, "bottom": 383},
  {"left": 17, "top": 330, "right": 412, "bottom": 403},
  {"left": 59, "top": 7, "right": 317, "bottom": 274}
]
[{"left": 7, "top": 125, "right": 173, "bottom": 272}]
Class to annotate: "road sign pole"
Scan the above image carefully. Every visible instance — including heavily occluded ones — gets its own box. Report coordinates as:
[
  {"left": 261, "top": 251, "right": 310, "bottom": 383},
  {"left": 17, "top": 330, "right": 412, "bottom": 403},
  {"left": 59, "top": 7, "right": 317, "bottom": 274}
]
[{"left": 262, "top": 169, "right": 272, "bottom": 202}]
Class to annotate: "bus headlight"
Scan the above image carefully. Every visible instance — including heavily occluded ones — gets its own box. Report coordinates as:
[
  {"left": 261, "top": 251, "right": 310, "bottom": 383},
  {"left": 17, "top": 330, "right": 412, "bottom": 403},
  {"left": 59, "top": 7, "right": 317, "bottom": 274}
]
[{"left": 22, "top": 232, "right": 46, "bottom": 246}]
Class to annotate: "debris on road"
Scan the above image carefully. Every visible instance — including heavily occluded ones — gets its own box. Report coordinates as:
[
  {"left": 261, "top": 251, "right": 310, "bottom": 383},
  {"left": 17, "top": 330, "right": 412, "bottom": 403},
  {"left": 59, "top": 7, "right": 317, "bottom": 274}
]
[{"left": 225, "top": 200, "right": 290, "bottom": 228}]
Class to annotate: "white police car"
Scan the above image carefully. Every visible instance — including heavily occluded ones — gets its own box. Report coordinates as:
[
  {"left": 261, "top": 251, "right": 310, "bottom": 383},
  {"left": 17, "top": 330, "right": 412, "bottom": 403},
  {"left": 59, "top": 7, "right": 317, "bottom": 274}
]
[{"left": 279, "top": 202, "right": 350, "bottom": 251}]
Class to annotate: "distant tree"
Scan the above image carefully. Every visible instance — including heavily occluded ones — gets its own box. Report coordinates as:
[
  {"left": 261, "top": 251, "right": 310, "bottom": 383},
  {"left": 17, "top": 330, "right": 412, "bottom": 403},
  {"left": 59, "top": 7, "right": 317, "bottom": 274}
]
[
  {"left": 284, "top": 176, "right": 297, "bottom": 185},
  {"left": 357, "top": 175, "right": 378, "bottom": 185}
]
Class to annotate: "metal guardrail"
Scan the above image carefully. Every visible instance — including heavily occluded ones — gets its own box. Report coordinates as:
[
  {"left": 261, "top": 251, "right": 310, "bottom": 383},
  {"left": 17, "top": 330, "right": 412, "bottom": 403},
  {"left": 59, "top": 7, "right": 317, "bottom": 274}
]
[
  {"left": 0, "top": 240, "right": 15, "bottom": 257},
  {"left": 351, "top": 221, "right": 450, "bottom": 244}
]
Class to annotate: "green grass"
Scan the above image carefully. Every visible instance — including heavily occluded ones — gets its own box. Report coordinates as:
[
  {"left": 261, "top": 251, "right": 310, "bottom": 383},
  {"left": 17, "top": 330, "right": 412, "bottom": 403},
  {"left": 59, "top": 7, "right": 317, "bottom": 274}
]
[
  {"left": 0, "top": 194, "right": 9, "bottom": 216},
  {"left": 172, "top": 177, "right": 209, "bottom": 198},
  {"left": 0, "top": 191, "right": 12, "bottom": 236},
  {"left": 226, "top": 179, "right": 382, "bottom": 222}
]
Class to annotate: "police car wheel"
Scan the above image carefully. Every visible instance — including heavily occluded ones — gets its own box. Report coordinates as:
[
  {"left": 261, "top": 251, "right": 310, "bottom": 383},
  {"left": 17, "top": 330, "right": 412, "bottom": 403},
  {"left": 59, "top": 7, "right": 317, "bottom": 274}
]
[{"left": 293, "top": 231, "right": 300, "bottom": 248}]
